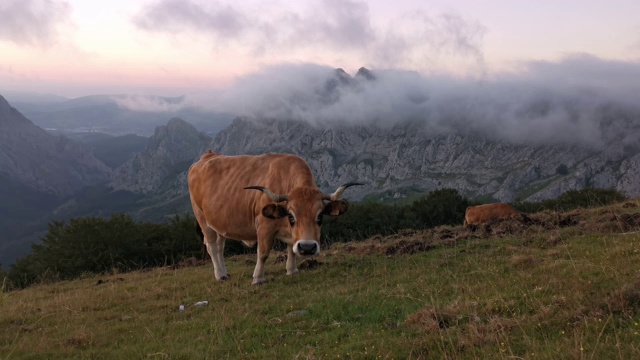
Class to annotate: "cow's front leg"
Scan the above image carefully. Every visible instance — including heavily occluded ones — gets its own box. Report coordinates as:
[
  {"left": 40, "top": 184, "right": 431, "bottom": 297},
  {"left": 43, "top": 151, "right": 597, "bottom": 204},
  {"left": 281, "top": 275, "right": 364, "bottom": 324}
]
[
  {"left": 286, "top": 244, "right": 298, "bottom": 275},
  {"left": 252, "top": 236, "right": 274, "bottom": 285}
]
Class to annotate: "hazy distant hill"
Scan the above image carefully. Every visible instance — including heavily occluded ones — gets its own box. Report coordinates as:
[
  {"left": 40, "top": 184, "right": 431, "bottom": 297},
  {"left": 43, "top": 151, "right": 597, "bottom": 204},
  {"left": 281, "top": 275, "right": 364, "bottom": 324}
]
[
  {"left": 1, "top": 91, "right": 69, "bottom": 105},
  {"left": 50, "top": 118, "right": 212, "bottom": 225},
  {"left": 110, "top": 118, "right": 211, "bottom": 194},
  {"left": 11, "top": 94, "right": 233, "bottom": 136},
  {"left": 0, "top": 95, "right": 113, "bottom": 266},
  {"left": 0, "top": 95, "right": 111, "bottom": 196}
]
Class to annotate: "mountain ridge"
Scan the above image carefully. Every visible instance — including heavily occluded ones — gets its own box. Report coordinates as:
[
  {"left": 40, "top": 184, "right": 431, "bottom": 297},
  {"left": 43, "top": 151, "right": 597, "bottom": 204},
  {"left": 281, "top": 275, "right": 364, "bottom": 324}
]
[
  {"left": 110, "top": 117, "right": 211, "bottom": 195},
  {"left": 108, "top": 115, "right": 640, "bottom": 204},
  {"left": 0, "top": 94, "right": 111, "bottom": 196}
]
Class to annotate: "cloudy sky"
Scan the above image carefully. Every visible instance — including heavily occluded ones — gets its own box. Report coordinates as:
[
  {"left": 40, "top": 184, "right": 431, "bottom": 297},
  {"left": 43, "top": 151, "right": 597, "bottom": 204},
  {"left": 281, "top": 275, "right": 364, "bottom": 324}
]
[{"left": 1, "top": 0, "right": 639, "bottom": 97}]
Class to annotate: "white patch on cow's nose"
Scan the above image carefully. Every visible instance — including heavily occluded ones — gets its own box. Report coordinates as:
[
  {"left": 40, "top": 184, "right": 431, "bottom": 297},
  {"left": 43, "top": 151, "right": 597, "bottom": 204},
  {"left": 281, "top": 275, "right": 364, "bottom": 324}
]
[{"left": 293, "top": 240, "right": 320, "bottom": 256}]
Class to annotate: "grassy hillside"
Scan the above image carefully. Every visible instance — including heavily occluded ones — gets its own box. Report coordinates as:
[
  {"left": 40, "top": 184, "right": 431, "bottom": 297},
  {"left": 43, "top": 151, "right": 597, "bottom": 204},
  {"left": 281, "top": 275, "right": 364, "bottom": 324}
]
[{"left": 2, "top": 201, "right": 640, "bottom": 359}]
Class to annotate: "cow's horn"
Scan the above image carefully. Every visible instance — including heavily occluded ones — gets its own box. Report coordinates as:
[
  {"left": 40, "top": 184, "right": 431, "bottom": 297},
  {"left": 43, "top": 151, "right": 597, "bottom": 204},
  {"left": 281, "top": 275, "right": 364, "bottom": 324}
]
[
  {"left": 323, "top": 182, "right": 364, "bottom": 201},
  {"left": 244, "top": 186, "right": 288, "bottom": 202}
]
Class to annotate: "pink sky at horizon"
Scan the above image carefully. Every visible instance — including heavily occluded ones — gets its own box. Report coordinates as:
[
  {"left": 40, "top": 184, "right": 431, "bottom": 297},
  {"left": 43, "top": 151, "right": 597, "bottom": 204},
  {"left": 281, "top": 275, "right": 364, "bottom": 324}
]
[{"left": 1, "top": 0, "right": 639, "bottom": 98}]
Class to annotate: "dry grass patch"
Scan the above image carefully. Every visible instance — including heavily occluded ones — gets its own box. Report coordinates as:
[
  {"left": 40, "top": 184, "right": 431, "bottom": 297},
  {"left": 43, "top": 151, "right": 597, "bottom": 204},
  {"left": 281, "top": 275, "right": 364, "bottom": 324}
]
[
  {"left": 603, "top": 277, "right": 640, "bottom": 315},
  {"left": 510, "top": 255, "right": 542, "bottom": 269},
  {"left": 64, "top": 329, "right": 93, "bottom": 349}
]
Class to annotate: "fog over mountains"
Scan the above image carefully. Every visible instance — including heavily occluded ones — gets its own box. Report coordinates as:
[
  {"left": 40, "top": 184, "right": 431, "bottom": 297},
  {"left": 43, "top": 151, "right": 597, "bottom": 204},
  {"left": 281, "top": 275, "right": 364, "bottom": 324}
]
[
  {"left": 109, "top": 60, "right": 640, "bottom": 204},
  {"left": 167, "top": 55, "right": 640, "bottom": 150}
]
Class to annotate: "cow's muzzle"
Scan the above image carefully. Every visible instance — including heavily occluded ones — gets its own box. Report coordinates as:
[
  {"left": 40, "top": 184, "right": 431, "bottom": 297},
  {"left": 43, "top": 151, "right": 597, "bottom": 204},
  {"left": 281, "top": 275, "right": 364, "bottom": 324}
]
[{"left": 294, "top": 240, "right": 319, "bottom": 256}]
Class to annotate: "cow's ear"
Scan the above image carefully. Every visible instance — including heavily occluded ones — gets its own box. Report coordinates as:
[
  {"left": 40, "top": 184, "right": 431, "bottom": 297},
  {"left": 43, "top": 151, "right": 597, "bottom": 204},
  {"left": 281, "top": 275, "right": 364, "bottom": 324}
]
[
  {"left": 323, "top": 200, "right": 348, "bottom": 216},
  {"left": 262, "top": 204, "right": 289, "bottom": 219}
]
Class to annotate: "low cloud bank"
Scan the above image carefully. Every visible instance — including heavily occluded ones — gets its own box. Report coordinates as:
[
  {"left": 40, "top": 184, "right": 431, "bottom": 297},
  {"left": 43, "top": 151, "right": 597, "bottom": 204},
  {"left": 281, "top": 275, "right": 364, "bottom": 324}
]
[
  {"left": 182, "top": 55, "right": 640, "bottom": 148},
  {"left": 113, "top": 54, "right": 640, "bottom": 149},
  {"left": 111, "top": 95, "right": 185, "bottom": 113}
]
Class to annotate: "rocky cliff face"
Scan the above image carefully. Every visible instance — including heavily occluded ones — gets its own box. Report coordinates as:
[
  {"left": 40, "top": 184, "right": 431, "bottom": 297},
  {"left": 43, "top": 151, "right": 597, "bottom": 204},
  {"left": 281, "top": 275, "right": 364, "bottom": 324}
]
[
  {"left": 208, "top": 117, "right": 640, "bottom": 202},
  {"left": 107, "top": 114, "right": 640, "bottom": 202},
  {"left": 0, "top": 95, "right": 111, "bottom": 196},
  {"left": 110, "top": 118, "right": 211, "bottom": 194},
  {"left": 107, "top": 66, "right": 640, "bottom": 203}
]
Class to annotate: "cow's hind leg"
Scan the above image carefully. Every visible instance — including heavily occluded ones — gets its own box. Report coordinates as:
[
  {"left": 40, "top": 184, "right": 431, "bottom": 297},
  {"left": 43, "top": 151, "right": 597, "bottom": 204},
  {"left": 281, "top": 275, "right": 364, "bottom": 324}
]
[
  {"left": 216, "top": 235, "right": 229, "bottom": 279},
  {"left": 203, "top": 228, "right": 229, "bottom": 281}
]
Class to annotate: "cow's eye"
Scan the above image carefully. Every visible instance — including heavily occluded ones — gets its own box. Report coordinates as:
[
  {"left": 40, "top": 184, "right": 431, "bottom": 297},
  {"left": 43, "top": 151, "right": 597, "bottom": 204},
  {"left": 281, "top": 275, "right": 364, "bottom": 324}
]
[
  {"left": 316, "top": 214, "right": 323, "bottom": 226},
  {"left": 288, "top": 214, "right": 296, "bottom": 226}
]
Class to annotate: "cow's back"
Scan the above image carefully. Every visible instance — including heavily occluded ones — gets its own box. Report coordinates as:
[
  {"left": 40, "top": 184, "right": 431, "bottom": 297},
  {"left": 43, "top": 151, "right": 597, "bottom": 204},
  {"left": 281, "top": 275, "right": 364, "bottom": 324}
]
[{"left": 464, "top": 203, "right": 518, "bottom": 226}]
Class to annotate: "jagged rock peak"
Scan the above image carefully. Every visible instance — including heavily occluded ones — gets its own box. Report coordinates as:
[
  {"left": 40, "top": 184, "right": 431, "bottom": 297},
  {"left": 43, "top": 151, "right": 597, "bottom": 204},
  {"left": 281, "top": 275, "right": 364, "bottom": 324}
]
[
  {"left": 334, "top": 68, "right": 352, "bottom": 82},
  {"left": 166, "top": 117, "right": 192, "bottom": 129},
  {"left": 110, "top": 118, "right": 212, "bottom": 194},
  {"left": 156, "top": 117, "right": 197, "bottom": 134},
  {"left": 150, "top": 117, "right": 200, "bottom": 143},
  {"left": 355, "top": 67, "right": 376, "bottom": 81}
]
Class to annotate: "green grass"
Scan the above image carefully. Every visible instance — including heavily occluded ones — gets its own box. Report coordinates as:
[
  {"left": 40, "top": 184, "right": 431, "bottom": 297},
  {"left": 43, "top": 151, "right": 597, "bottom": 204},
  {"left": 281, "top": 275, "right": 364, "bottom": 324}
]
[{"left": 2, "top": 206, "right": 640, "bottom": 359}]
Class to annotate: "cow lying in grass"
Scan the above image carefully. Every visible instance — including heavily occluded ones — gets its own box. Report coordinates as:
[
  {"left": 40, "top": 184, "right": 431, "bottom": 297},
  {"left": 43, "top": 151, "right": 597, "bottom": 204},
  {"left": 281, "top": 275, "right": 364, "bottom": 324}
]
[{"left": 464, "top": 203, "right": 531, "bottom": 229}]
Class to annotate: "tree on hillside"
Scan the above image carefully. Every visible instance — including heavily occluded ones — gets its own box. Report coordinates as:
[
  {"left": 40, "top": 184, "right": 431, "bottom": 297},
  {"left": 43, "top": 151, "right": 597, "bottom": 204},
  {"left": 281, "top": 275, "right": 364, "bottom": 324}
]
[
  {"left": 411, "top": 188, "right": 470, "bottom": 228},
  {"left": 551, "top": 188, "right": 625, "bottom": 211},
  {"left": 0, "top": 265, "right": 8, "bottom": 285},
  {"left": 513, "top": 188, "right": 626, "bottom": 213}
]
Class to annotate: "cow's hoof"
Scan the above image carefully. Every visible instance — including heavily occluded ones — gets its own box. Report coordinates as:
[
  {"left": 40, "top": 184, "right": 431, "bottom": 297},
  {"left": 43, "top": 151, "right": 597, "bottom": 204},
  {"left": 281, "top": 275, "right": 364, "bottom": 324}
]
[
  {"left": 286, "top": 268, "right": 299, "bottom": 276},
  {"left": 216, "top": 274, "right": 230, "bottom": 281},
  {"left": 252, "top": 278, "right": 266, "bottom": 285}
]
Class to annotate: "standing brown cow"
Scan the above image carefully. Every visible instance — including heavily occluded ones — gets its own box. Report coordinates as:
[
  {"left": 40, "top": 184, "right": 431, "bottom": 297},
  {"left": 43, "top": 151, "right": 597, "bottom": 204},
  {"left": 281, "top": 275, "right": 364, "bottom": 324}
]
[
  {"left": 188, "top": 151, "right": 361, "bottom": 285},
  {"left": 463, "top": 203, "right": 523, "bottom": 227}
]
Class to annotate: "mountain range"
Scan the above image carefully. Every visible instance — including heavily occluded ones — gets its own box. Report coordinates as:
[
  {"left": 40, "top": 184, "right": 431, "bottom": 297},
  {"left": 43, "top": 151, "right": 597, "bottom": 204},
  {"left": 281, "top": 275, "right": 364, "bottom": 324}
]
[
  {"left": 0, "top": 95, "right": 111, "bottom": 266},
  {"left": 2, "top": 67, "right": 640, "bottom": 265}
]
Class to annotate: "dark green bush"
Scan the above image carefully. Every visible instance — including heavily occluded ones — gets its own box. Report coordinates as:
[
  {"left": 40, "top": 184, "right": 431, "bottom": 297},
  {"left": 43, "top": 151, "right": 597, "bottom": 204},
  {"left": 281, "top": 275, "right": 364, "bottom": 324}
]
[
  {"left": 513, "top": 188, "right": 626, "bottom": 213},
  {"left": 410, "top": 188, "right": 471, "bottom": 228},
  {"left": 322, "top": 188, "right": 470, "bottom": 243},
  {"left": 0, "top": 266, "right": 8, "bottom": 288},
  {"left": 7, "top": 213, "right": 204, "bottom": 288}
]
